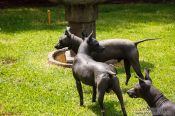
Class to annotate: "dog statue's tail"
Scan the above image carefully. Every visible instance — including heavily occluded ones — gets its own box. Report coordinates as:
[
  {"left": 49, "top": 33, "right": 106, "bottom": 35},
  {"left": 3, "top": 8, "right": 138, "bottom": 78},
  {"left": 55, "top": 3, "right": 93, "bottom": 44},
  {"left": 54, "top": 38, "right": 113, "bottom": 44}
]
[
  {"left": 107, "top": 64, "right": 117, "bottom": 78},
  {"left": 106, "top": 70, "right": 116, "bottom": 93},
  {"left": 134, "top": 38, "right": 160, "bottom": 46},
  {"left": 107, "top": 70, "right": 116, "bottom": 78}
]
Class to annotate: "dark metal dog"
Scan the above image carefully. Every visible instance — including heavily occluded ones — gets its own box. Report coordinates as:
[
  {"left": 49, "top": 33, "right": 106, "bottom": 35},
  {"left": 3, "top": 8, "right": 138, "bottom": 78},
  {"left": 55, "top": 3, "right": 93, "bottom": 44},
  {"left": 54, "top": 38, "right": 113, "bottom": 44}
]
[
  {"left": 127, "top": 68, "right": 175, "bottom": 116},
  {"left": 72, "top": 32, "right": 127, "bottom": 116},
  {"left": 55, "top": 27, "right": 159, "bottom": 85}
]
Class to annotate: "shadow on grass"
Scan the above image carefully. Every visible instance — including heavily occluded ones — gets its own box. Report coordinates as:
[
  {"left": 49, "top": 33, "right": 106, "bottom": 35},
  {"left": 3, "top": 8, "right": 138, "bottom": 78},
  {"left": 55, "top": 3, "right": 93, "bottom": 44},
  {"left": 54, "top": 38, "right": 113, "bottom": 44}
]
[
  {"left": 88, "top": 100, "right": 124, "bottom": 116},
  {"left": 0, "top": 5, "right": 67, "bottom": 33},
  {"left": 0, "top": 4, "right": 175, "bottom": 33},
  {"left": 97, "top": 4, "right": 175, "bottom": 32}
]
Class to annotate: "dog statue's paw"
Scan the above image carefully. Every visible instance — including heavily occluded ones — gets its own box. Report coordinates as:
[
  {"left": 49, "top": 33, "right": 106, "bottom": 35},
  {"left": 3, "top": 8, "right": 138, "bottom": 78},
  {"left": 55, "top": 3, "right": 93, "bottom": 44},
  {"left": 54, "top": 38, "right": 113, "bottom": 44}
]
[
  {"left": 80, "top": 104, "right": 85, "bottom": 107},
  {"left": 80, "top": 101, "right": 84, "bottom": 106}
]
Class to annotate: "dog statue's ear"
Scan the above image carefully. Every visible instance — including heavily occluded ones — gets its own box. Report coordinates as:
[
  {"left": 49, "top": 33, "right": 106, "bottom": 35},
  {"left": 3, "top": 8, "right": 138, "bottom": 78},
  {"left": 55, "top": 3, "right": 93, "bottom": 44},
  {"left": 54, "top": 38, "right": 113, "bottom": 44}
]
[
  {"left": 66, "top": 27, "right": 70, "bottom": 31},
  {"left": 87, "top": 31, "right": 93, "bottom": 44},
  {"left": 144, "top": 68, "right": 152, "bottom": 83},
  {"left": 88, "top": 31, "right": 93, "bottom": 39},
  {"left": 65, "top": 27, "right": 71, "bottom": 38},
  {"left": 138, "top": 77, "right": 145, "bottom": 84},
  {"left": 135, "top": 75, "right": 145, "bottom": 83},
  {"left": 139, "top": 76, "right": 151, "bottom": 90},
  {"left": 139, "top": 78, "right": 148, "bottom": 90}
]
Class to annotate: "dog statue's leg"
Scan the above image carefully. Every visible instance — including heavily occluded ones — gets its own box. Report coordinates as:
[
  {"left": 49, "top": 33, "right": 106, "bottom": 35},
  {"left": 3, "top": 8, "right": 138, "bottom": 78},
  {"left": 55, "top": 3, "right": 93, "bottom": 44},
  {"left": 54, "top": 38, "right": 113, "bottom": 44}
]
[
  {"left": 75, "top": 80, "right": 84, "bottom": 106},
  {"left": 112, "top": 77, "right": 127, "bottom": 116},
  {"left": 97, "top": 88, "right": 106, "bottom": 116},
  {"left": 130, "top": 57, "right": 144, "bottom": 79},
  {"left": 92, "top": 85, "right": 96, "bottom": 102},
  {"left": 124, "top": 59, "right": 131, "bottom": 85},
  {"left": 97, "top": 78, "right": 108, "bottom": 116}
]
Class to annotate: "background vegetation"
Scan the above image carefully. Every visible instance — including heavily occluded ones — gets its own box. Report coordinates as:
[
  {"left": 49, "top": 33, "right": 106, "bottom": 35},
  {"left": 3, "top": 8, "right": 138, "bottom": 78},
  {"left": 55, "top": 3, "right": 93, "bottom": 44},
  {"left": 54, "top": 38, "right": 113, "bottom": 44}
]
[{"left": 0, "top": 4, "right": 175, "bottom": 115}]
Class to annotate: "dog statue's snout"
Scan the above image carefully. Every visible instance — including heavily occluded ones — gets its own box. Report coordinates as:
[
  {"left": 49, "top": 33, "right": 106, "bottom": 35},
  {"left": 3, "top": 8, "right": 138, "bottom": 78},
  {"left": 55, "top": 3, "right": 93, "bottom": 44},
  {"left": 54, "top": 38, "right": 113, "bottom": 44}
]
[
  {"left": 127, "top": 91, "right": 131, "bottom": 95},
  {"left": 54, "top": 44, "right": 60, "bottom": 49},
  {"left": 54, "top": 45, "right": 58, "bottom": 49}
]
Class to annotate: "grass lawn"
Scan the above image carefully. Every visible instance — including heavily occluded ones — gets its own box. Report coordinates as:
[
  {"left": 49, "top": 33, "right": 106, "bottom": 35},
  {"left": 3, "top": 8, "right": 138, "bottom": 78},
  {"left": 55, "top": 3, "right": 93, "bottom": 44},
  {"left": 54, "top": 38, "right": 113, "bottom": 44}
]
[{"left": 0, "top": 4, "right": 175, "bottom": 115}]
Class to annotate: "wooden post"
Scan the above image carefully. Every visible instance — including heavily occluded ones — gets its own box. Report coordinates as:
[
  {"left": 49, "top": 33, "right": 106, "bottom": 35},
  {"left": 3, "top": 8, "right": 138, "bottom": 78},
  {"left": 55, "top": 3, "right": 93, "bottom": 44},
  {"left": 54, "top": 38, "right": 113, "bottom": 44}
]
[{"left": 47, "top": 10, "right": 51, "bottom": 24}]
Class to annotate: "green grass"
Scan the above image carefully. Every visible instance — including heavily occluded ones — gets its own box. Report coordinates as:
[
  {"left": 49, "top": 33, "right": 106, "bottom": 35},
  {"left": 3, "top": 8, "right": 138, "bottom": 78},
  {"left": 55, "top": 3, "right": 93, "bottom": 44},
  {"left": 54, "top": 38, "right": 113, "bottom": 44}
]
[{"left": 0, "top": 4, "right": 175, "bottom": 116}]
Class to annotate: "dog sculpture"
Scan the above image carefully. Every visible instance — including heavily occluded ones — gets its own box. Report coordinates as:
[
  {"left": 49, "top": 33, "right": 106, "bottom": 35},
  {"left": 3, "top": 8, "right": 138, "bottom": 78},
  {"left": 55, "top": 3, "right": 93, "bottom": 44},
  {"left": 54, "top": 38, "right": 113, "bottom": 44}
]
[
  {"left": 127, "top": 68, "right": 175, "bottom": 116},
  {"left": 55, "top": 27, "right": 159, "bottom": 85},
  {"left": 72, "top": 32, "right": 127, "bottom": 116}
]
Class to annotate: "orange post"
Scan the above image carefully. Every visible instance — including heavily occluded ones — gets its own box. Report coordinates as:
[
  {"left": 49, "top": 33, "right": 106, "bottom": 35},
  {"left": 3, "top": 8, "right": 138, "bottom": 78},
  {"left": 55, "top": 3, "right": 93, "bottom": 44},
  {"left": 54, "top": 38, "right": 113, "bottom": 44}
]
[{"left": 47, "top": 10, "right": 51, "bottom": 24}]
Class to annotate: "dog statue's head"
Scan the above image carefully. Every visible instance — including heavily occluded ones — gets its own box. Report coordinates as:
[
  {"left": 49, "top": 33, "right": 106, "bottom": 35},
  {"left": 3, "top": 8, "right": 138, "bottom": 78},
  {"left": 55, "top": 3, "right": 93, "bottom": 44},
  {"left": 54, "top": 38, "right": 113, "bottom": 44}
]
[
  {"left": 54, "top": 27, "right": 72, "bottom": 49},
  {"left": 127, "top": 68, "right": 152, "bottom": 98},
  {"left": 81, "top": 32, "right": 105, "bottom": 54}
]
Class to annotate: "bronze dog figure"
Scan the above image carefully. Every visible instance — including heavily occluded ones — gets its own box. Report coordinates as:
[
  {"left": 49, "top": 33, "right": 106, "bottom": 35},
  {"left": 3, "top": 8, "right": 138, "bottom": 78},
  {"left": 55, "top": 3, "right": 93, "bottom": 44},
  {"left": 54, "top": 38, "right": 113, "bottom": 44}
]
[
  {"left": 55, "top": 27, "right": 159, "bottom": 85},
  {"left": 72, "top": 32, "right": 127, "bottom": 116},
  {"left": 127, "top": 68, "right": 175, "bottom": 116}
]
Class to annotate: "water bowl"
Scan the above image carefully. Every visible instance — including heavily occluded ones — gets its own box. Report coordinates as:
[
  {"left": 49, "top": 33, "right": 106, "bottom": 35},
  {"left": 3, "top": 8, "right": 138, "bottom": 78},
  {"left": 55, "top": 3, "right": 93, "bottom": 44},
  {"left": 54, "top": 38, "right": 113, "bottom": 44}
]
[{"left": 48, "top": 48, "right": 73, "bottom": 68}]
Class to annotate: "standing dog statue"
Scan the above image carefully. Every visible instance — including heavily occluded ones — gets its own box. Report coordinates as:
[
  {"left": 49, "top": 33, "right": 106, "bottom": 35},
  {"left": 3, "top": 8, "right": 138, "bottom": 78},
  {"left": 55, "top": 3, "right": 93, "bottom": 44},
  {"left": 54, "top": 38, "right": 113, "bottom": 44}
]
[
  {"left": 127, "top": 68, "right": 175, "bottom": 116},
  {"left": 55, "top": 27, "right": 159, "bottom": 85},
  {"left": 72, "top": 32, "right": 127, "bottom": 116}
]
